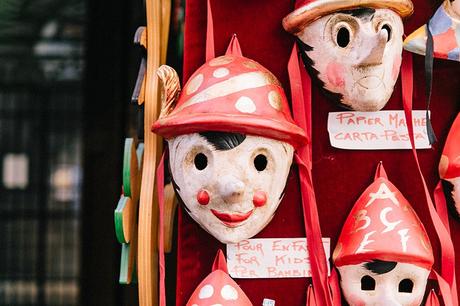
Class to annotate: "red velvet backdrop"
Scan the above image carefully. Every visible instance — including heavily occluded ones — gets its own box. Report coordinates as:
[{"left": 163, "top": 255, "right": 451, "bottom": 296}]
[{"left": 176, "top": 0, "right": 460, "bottom": 305}]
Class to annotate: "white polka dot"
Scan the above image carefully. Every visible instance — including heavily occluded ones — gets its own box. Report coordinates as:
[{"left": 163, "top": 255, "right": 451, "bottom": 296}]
[
  {"left": 211, "top": 304, "right": 223, "bottom": 306},
  {"left": 221, "top": 285, "right": 238, "bottom": 300},
  {"left": 199, "top": 284, "right": 214, "bottom": 299},
  {"left": 209, "top": 56, "right": 233, "bottom": 66},
  {"left": 268, "top": 90, "right": 282, "bottom": 111},
  {"left": 213, "top": 67, "right": 229, "bottom": 78},
  {"left": 192, "top": 304, "right": 198, "bottom": 306},
  {"left": 235, "top": 96, "right": 256, "bottom": 113},
  {"left": 186, "top": 74, "right": 204, "bottom": 95}
]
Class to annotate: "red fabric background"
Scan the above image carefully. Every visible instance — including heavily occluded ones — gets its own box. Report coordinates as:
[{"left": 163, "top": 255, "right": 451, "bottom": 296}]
[{"left": 176, "top": 0, "right": 460, "bottom": 305}]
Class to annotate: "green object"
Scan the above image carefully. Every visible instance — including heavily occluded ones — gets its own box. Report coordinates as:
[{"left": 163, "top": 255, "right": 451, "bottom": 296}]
[
  {"left": 114, "top": 196, "right": 129, "bottom": 244},
  {"left": 119, "top": 242, "right": 131, "bottom": 284},
  {"left": 123, "top": 138, "right": 134, "bottom": 197}
]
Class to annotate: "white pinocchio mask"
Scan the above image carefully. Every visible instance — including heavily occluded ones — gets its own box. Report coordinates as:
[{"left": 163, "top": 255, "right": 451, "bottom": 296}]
[
  {"left": 152, "top": 37, "right": 307, "bottom": 244},
  {"left": 283, "top": 1, "right": 413, "bottom": 111},
  {"left": 333, "top": 163, "right": 434, "bottom": 305}
]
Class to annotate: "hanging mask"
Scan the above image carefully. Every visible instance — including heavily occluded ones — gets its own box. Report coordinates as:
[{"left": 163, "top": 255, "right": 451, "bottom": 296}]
[
  {"left": 439, "top": 113, "right": 460, "bottom": 217},
  {"left": 186, "top": 250, "right": 252, "bottom": 306},
  {"left": 404, "top": 0, "right": 460, "bottom": 61},
  {"left": 333, "top": 163, "right": 434, "bottom": 306},
  {"left": 283, "top": 1, "right": 413, "bottom": 111},
  {"left": 152, "top": 36, "right": 307, "bottom": 244}
]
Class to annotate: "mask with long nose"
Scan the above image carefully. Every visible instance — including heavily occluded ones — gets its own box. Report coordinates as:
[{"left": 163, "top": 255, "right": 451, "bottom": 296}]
[
  {"left": 168, "top": 132, "right": 294, "bottom": 244},
  {"left": 296, "top": 8, "right": 404, "bottom": 111}
]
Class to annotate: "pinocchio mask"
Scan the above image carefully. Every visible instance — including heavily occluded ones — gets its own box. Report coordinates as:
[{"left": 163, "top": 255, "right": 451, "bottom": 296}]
[
  {"left": 333, "top": 163, "right": 434, "bottom": 305},
  {"left": 439, "top": 113, "right": 460, "bottom": 217},
  {"left": 283, "top": 0, "right": 413, "bottom": 111},
  {"left": 152, "top": 36, "right": 307, "bottom": 244}
]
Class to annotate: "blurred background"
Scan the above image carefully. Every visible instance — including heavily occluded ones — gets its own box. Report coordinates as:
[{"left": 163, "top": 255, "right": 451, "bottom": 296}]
[{"left": 0, "top": 0, "right": 183, "bottom": 305}]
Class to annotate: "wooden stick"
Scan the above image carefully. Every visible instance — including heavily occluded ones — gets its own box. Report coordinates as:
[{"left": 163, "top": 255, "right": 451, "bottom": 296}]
[{"left": 138, "top": 0, "right": 162, "bottom": 304}]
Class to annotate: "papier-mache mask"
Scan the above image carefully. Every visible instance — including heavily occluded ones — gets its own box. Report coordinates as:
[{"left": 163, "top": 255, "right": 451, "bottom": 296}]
[
  {"left": 186, "top": 250, "right": 252, "bottom": 306},
  {"left": 333, "top": 163, "right": 434, "bottom": 306},
  {"left": 404, "top": 0, "right": 460, "bottom": 61},
  {"left": 152, "top": 36, "right": 307, "bottom": 244},
  {"left": 283, "top": 0, "right": 413, "bottom": 111},
  {"left": 439, "top": 113, "right": 460, "bottom": 217}
]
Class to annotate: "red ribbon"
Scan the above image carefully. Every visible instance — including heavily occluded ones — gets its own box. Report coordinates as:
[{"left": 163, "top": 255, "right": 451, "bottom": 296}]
[
  {"left": 288, "top": 44, "right": 337, "bottom": 306},
  {"left": 401, "top": 51, "right": 457, "bottom": 306},
  {"left": 157, "top": 152, "right": 166, "bottom": 306}
]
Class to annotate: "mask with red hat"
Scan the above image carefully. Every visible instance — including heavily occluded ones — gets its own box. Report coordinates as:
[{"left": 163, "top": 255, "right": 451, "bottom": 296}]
[
  {"left": 152, "top": 36, "right": 307, "bottom": 244},
  {"left": 186, "top": 250, "right": 252, "bottom": 306},
  {"left": 439, "top": 113, "right": 460, "bottom": 217},
  {"left": 283, "top": 0, "right": 413, "bottom": 111},
  {"left": 333, "top": 163, "right": 434, "bottom": 305}
]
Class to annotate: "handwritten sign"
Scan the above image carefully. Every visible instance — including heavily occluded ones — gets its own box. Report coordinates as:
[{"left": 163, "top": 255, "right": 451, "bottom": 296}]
[
  {"left": 226, "top": 238, "right": 330, "bottom": 279},
  {"left": 327, "top": 111, "right": 431, "bottom": 150}
]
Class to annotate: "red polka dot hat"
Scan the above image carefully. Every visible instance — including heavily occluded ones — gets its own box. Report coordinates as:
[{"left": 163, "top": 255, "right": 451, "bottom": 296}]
[
  {"left": 333, "top": 163, "right": 434, "bottom": 270},
  {"left": 186, "top": 250, "right": 252, "bottom": 306},
  {"left": 152, "top": 35, "right": 307, "bottom": 149}
]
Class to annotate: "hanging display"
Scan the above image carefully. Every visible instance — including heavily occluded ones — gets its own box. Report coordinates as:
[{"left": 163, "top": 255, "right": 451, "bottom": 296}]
[
  {"left": 439, "top": 113, "right": 460, "bottom": 216},
  {"left": 152, "top": 36, "right": 307, "bottom": 244},
  {"left": 333, "top": 163, "right": 434, "bottom": 305},
  {"left": 186, "top": 250, "right": 252, "bottom": 306},
  {"left": 282, "top": 0, "right": 413, "bottom": 111},
  {"left": 404, "top": 0, "right": 460, "bottom": 61}
]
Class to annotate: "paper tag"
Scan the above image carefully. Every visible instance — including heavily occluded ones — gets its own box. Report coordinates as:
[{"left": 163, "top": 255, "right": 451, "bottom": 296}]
[
  {"left": 262, "top": 298, "right": 275, "bottom": 306},
  {"left": 226, "top": 238, "right": 330, "bottom": 279},
  {"left": 327, "top": 110, "right": 431, "bottom": 150}
]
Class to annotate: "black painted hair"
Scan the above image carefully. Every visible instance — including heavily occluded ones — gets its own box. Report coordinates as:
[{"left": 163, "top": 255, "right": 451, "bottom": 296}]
[
  {"left": 340, "top": 8, "right": 376, "bottom": 20},
  {"left": 364, "top": 259, "right": 397, "bottom": 275},
  {"left": 296, "top": 38, "right": 345, "bottom": 106},
  {"left": 199, "top": 131, "right": 246, "bottom": 151}
]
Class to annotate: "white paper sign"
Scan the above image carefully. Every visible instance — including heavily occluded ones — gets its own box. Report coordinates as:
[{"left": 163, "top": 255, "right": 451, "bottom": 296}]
[
  {"left": 327, "top": 111, "right": 431, "bottom": 150},
  {"left": 226, "top": 238, "right": 330, "bottom": 279}
]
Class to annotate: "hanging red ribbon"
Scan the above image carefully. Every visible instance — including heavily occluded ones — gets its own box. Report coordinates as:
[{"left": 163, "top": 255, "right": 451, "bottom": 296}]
[
  {"left": 401, "top": 50, "right": 458, "bottom": 306},
  {"left": 288, "top": 44, "right": 337, "bottom": 306},
  {"left": 157, "top": 152, "right": 166, "bottom": 306}
]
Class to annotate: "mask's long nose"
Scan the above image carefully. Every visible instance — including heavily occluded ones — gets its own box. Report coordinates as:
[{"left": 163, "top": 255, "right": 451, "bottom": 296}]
[
  {"left": 376, "top": 290, "right": 400, "bottom": 306},
  {"left": 358, "top": 31, "right": 388, "bottom": 66},
  {"left": 218, "top": 175, "right": 245, "bottom": 203}
]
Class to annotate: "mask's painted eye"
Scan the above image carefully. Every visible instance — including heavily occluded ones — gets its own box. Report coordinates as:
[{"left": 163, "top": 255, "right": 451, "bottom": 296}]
[
  {"left": 381, "top": 24, "right": 392, "bottom": 42},
  {"left": 398, "top": 278, "right": 414, "bottom": 293},
  {"left": 194, "top": 153, "right": 208, "bottom": 170},
  {"left": 254, "top": 154, "right": 268, "bottom": 171},
  {"left": 336, "top": 27, "right": 350, "bottom": 48},
  {"left": 361, "top": 275, "right": 376, "bottom": 291}
]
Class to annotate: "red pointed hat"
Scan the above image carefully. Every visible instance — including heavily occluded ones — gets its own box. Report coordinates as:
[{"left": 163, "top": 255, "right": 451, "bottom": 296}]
[
  {"left": 333, "top": 163, "right": 434, "bottom": 270},
  {"left": 186, "top": 250, "right": 252, "bottom": 306},
  {"left": 283, "top": 0, "right": 413, "bottom": 34},
  {"left": 152, "top": 36, "right": 307, "bottom": 148},
  {"left": 439, "top": 113, "right": 460, "bottom": 179}
]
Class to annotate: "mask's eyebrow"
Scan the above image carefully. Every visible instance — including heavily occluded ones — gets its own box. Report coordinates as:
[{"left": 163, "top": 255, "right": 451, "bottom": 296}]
[
  {"left": 338, "top": 8, "right": 376, "bottom": 21},
  {"left": 364, "top": 259, "right": 397, "bottom": 274}
]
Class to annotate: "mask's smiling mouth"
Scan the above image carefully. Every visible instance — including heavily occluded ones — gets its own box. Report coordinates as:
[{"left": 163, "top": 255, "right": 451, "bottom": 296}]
[{"left": 211, "top": 209, "right": 254, "bottom": 227}]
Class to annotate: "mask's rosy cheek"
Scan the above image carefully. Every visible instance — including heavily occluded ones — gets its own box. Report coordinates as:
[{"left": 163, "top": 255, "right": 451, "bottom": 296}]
[
  {"left": 392, "top": 55, "right": 402, "bottom": 81},
  {"left": 347, "top": 294, "right": 366, "bottom": 306},
  {"left": 326, "top": 61, "right": 345, "bottom": 88},
  {"left": 197, "top": 189, "right": 210, "bottom": 205},
  {"left": 253, "top": 191, "right": 267, "bottom": 207}
]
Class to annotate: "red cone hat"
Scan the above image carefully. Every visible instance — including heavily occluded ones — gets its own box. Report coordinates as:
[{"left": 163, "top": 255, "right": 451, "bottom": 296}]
[
  {"left": 439, "top": 113, "right": 460, "bottom": 179},
  {"left": 333, "top": 163, "right": 434, "bottom": 270},
  {"left": 186, "top": 250, "right": 252, "bottom": 306},
  {"left": 283, "top": 0, "right": 413, "bottom": 34},
  {"left": 152, "top": 36, "right": 307, "bottom": 148}
]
